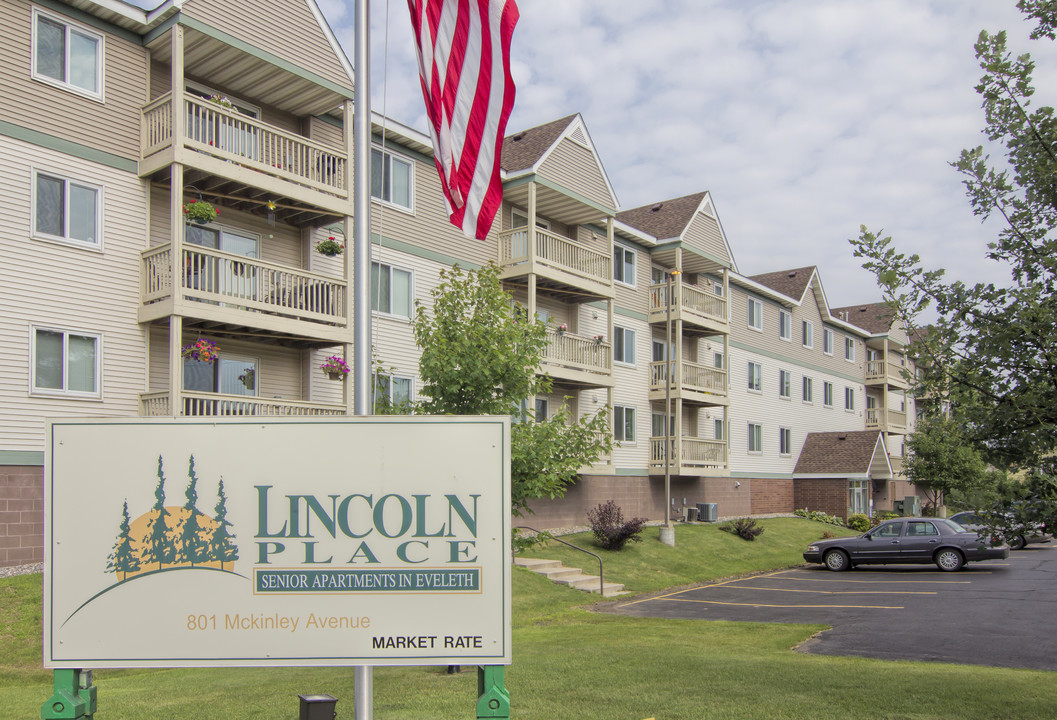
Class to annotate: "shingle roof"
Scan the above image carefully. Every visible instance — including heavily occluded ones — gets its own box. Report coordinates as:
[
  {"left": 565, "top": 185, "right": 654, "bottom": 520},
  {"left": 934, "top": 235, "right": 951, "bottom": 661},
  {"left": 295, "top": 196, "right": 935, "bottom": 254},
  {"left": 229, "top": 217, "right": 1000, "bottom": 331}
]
[
  {"left": 794, "top": 431, "right": 884, "bottom": 475},
  {"left": 615, "top": 192, "right": 709, "bottom": 240},
  {"left": 749, "top": 266, "right": 816, "bottom": 301},
  {"left": 500, "top": 115, "right": 577, "bottom": 172},
  {"left": 830, "top": 302, "right": 894, "bottom": 334}
]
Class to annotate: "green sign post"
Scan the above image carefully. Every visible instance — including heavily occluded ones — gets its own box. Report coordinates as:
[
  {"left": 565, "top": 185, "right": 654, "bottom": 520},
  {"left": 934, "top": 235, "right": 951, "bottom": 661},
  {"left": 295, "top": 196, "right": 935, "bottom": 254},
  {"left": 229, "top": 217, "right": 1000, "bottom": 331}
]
[{"left": 41, "top": 669, "right": 96, "bottom": 719}]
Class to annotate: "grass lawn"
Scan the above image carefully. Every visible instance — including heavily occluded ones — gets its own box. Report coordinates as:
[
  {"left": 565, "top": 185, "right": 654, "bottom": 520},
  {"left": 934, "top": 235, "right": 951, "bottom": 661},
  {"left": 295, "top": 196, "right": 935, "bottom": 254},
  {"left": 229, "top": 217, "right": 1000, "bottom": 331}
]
[{"left": 4, "top": 518, "right": 1055, "bottom": 719}]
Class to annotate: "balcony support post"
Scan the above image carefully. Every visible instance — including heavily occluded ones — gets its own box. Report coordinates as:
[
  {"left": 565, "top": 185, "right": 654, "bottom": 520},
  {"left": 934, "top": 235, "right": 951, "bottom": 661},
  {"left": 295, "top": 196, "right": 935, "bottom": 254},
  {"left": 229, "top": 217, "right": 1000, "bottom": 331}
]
[
  {"left": 527, "top": 181, "right": 537, "bottom": 268},
  {"left": 169, "top": 314, "right": 182, "bottom": 417}
]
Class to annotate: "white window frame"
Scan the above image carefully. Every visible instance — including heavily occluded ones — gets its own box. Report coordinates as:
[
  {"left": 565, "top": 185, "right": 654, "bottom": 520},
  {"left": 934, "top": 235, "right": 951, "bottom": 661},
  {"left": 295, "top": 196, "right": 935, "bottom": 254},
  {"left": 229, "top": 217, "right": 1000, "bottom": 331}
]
[
  {"left": 845, "top": 336, "right": 856, "bottom": 362},
  {"left": 748, "top": 297, "right": 763, "bottom": 331},
  {"left": 779, "top": 427, "right": 792, "bottom": 456},
  {"left": 823, "top": 381, "right": 834, "bottom": 407},
  {"left": 371, "top": 146, "right": 414, "bottom": 212},
  {"left": 374, "top": 372, "right": 414, "bottom": 409},
  {"left": 371, "top": 261, "right": 414, "bottom": 318},
  {"left": 614, "top": 244, "right": 636, "bottom": 287},
  {"left": 30, "top": 324, "right": 102, "bottom": 399},
  {"left": 849, "top": 479, "right": 869, "bottom": 516},
  {"left": 778, "top": 369, "right": 791, "bottom": 399},
  {"left": 779, "top": 310, "right": 791, "bottom": 341},
  {"left": 614, "top": 405, "right": 636, "bottom": 444},
  {"left": 747, "top": 422, "right": 763, "bottom": 454},
  {"left": 651, "top": 410, "right": 674, "bottom": 438},
  {"left": 845, "top": 387, "right": 855, "bottom": 411},
  {"left": 32, "top": 169, "right": 102, "bottom": 250},
  {"left": 31, "top": 7, "right": 104, "bottom": 101},
  {"left": 803, "top": 376, "right": 813, "bottom": 403},
  {"left": 613, "top": 325, "right": 636, "bottom": 366},
  {"left": 802, "top": 320, "right": 814, "bottom": 349},
  {"left": 747, "top": 361, "right": 762, "bottom": 392},
  {"left": 713, "top": 418, "right": 724, "bottom": 441},
  {"left": 823, "top": 328, "right": 834, "bottom": 355}
]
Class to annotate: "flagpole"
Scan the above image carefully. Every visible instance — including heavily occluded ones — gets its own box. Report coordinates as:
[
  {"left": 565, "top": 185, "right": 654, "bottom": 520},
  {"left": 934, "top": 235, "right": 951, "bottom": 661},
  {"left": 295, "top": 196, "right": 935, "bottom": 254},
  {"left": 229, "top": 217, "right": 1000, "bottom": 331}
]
[{"left": 353, "top": 0, "right": 373, "bottom": 717}]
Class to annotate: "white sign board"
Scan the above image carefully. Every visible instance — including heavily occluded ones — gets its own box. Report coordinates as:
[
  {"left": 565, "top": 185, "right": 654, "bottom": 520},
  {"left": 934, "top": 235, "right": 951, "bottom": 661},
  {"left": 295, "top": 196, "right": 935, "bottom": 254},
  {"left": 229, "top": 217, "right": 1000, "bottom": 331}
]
[{"left": 44, "top": 417, "right": 511, "bottom": 668}]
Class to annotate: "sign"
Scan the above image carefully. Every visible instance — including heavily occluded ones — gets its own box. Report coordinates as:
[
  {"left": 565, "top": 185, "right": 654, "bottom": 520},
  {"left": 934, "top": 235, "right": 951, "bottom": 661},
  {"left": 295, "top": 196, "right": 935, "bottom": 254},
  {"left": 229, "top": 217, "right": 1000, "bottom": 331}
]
[{"left": 44, "top": 417, "right": 511, "bottom": 668}]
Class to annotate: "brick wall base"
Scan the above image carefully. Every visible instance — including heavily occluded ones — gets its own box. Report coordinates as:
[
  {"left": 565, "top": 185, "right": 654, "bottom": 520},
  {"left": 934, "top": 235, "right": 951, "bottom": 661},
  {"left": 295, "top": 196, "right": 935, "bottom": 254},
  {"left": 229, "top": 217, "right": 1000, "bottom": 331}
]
[
  {"left": 793, "top": 478, "right": 849, "bottom": 519},
  {"left": 0, "top": 466, "right": 44, "bottom": 568},
  {"left": 750, "top": 478, "right": 794, "bottom": 515}
]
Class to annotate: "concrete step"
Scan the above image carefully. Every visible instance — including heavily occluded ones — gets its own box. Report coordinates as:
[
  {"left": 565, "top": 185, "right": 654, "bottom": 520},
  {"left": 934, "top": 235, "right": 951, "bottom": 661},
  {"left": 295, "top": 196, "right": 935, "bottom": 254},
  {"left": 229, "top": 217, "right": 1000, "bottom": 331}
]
[
  {"left": 535, "top": 566, "right": 584, "bottom": 581},
  {"left": 513, "top": 557, "right": 562, "bottom": 571},
  {"left": 515, "top": 557, "right": 628, "bottom": 597},
  {"left": 559, "top": 574, "right": 626, "bottom": 595}
]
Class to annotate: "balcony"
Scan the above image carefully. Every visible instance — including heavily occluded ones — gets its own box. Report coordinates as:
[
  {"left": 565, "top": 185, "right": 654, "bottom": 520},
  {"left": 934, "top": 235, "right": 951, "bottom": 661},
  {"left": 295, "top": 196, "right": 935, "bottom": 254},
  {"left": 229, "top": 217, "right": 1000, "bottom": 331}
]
[
  {"left": 866, "top": 408, "right": 908, "bottom": 434},
  {"left": 540, "top": 329, "right": 613, "bottom": 388},
  {"left": 648, "top": 361, "right": 728, "bottom": 405},
  {"left": 865, "top": 359, "right": 910, "bottom": 389},
  {"left": 498, "top": 227, "right": 614, "bottom": 300},
  {"left": 139, "top": 243, "right": 348, "bottom": 344},
  {"left": 141, "top": 391, "right": 346, "bottom": 417},
  {"left": 649, "top": 436, "right": 728, "bottom": 476},
  {"left": 140, "top": 92, "right": 349, "bottom": 219},
  {"left": 649, "top": 282, "right": 728, "bottom": 335}
]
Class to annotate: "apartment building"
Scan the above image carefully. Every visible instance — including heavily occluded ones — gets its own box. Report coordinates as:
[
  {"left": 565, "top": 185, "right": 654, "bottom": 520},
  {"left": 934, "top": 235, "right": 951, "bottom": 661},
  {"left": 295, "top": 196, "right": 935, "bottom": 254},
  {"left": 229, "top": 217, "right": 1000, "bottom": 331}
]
[{"left": 0, "top": 0, "right": 922, "bottom": 567}]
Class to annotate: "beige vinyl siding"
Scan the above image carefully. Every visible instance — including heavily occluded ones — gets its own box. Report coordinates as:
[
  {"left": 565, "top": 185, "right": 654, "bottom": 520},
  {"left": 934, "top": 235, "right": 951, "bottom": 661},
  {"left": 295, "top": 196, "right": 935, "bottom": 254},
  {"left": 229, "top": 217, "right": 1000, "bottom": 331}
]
[
  {"left": 681, "top": 211, "right": 730, "bottom": 266},
  {"left": 610, "top": 314, "right": 650, "bottom": 470},
  {"left": 613, "top": 241, "right": 648, "bottom": 312},
  {"left": 536, "top": 137, "right": 615, "bottom": 211},
  {"left": 1, "top": 1, "right": 148, "bottom": 160},
  {"left": 181, "top": 0, "right": 354, "bottom": 93},
  {"left": 309, "top": 117, "right": 344, "bottom": 147},
  {"left": 0, "top": 136, "right": 149, "bottom": 451}
]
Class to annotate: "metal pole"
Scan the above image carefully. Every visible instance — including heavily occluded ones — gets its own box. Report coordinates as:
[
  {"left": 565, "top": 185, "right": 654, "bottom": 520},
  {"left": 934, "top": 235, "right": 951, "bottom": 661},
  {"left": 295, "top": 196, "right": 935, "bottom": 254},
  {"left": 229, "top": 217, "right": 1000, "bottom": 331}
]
[
  {"left": 660, "top": 271, "right": 676, "bottom": 546},
  {"left": 353, "top": 0, "right": 372, "bottom": 717}
]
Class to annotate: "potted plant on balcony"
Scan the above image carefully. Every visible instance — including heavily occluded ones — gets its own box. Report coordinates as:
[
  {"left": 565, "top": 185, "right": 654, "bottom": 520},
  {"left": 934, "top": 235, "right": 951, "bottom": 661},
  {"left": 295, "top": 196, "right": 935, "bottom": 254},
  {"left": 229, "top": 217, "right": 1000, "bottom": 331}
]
[
  {"left": 182, "top": 338, "right": 219, "bottom": 363},
  {"left": 183, "top": 199, "right": 219, "bottom": 225},
  {"left": 316, "top": 236, "right": 344, "bottom": 257},
  {"left": 238, "top": 367, "right": 255, "bottom": 390},
  {"left": 320, "top": 355, "right": 350, "bottom": 380},
  {"left": 208, "top": 94, "right": 236, "bottom": 111},
  {"left": 556, "top": 322, "right": 568, "bottom": 335},
  {"left": 593, "top": 334, "right": 605, "bottom": 345}
]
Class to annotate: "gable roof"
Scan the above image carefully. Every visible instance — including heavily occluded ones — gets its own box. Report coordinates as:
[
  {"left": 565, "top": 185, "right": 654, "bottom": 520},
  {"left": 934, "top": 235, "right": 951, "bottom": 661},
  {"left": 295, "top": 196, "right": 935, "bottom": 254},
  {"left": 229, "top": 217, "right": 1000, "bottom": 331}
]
[
  {"left": 830, "top": 302, "right": 895, "bottom": 334},
  {"left": 794, "top": 431, "right": 889, "bottom": 477},
  {"left": 500, "top": 115, "right": 577, "bottom": 173},
  {"left": 616, "top": 191, "right": 709, "bottom": 240},
  {"left": 749, "top": 266, "right": 817, "bottom": 303}
]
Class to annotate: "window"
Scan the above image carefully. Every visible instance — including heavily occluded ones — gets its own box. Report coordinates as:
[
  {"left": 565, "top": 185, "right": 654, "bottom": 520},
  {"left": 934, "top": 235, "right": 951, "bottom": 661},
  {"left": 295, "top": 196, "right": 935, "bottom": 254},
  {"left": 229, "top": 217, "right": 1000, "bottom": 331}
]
[
  {"left": 823, "top": 328, "right": 834, "bottom": 355},
  {"left": 713, "top": 351, "right": 724, "bottom": 369},
  {"left": 713, "top": 281, "right": 724, "bottom": 296},
  {"left": 32, "top": 326, "right": 100, "bottom": 397},
  {"left": 845, "top": 337, "right": 856, "bottom": 362},
  {"left": 802, "top": 320, "right": 814, "bottom": 348},
  {"left": 614, "top": 405, "right": 636, "bottom": 443},
  {"left": 779, "top": 427, "right": 792, "bottom": 456},
  {"left": 779, "top": 369, "right": 791, "bottom": 398},
  {"left": 849, "top": 480, "right": 869, "bottom": 516},
  {"left": 779, "top": 310, "right": 791, "bottom": 340},
  {"left": 823, "top": 381, "right": 833, "bottom": 407},
  {"left": 747, "top": 361, "right": 762, "bottom": 392},
  {"left": 651, "top": 266, "right": 665, "bottom": 285},
  {"left": 371, "top": 147, "right": 413, "bottom": 209},
  {"left": 184, "top": 352, "right": 258, "bottom": 398},
  {"left": 373, "top": 373, "right": 412, "bottom": 411},
  {"left": 33, "top": 171, "right": 100, "bottom": 248},
  {"left": 651, "top": 410, "right": 674, "bottom": 437},
  {"left": 33, "top": 8, "right": 103, "bottom": 99},
  {"left": 713, "top": 418, "right": 724, "bottom": 441},
  {"left": 748, "top": 298, "right": 762, "bottom": 330},
  {"left": 535, "top": 397, "right": 549, "bottom": 421},
  {"left": 614, "top": 326, "right": 636, "bottom": 365},
  {"left": 747, "top": 422, "right": 762, "bottom": 453},
  {"left": 845, "top": 387, "right": 855, "bottom": 411},
  {"left": 371, "top": 262, "right": 412, "bottom": 317},
  {"left": 614, "top": 245, "right": 636, "bottom": 286},
  {"left": 803, "top": 376, "right": 813, "bottom": 402}
]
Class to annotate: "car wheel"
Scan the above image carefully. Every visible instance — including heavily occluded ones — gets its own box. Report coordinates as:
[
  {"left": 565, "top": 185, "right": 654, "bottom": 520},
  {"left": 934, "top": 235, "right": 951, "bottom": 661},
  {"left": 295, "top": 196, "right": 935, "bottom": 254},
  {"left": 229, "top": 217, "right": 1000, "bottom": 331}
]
[
  {"left": 1008, "top": 535, "right": 1026, "bottom": 551},
  {"left": 823, "top": 549, "right": 850, "bottom": 572},
  {"left": 935, "top": 548, "right": 964, "bottom": 572}
]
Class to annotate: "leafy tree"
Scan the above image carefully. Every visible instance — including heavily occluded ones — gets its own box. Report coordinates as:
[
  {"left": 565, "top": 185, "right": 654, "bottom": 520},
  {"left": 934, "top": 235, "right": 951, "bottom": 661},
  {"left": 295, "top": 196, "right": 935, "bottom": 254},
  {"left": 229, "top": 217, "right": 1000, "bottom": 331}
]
[
  {"left": 413, "top": 263, "right": 612, "bottom": 516},
  {"left": 851, "top": 2, "right": 1057, "bottom": 470},
  {"left": 176, "top": 455, "right": 208, "bottom": 567},
  {"left": 903, "top": 416, "right": 988, "bottom": 511},
  {"left": 208, "top": 478, "right": 239, "bottom": 571},
  {"left": 142, "top": 455, "right": 177, "bottom": 570},
  {"left": 106, "top": 500, "right": 141, "bottom": 581}
]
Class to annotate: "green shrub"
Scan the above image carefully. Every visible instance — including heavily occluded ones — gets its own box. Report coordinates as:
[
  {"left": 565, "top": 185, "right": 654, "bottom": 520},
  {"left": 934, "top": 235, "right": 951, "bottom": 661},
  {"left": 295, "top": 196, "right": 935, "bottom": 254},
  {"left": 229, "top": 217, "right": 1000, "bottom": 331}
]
[
  {"left": 846, "top": 513, "right": 870, "bottom": 532},
  {"left": 587, "top": 500, "right": 647, "bottom": 550},
  {"left": 719, "top": 517, "right": 765, "bottom": 541},
  {"left": 871, "top": 510, "right": 899, "bottom": 525},
  {"left": 793, "top": 508, "right": 846, "bottom": 527}
]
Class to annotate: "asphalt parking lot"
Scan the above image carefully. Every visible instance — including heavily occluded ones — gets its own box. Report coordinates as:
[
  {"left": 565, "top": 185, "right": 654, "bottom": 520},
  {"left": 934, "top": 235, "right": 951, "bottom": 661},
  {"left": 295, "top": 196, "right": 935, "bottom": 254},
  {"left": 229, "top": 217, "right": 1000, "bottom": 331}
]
[{"left": 599, "top": 543, "right": 1057, "bottom": 671}]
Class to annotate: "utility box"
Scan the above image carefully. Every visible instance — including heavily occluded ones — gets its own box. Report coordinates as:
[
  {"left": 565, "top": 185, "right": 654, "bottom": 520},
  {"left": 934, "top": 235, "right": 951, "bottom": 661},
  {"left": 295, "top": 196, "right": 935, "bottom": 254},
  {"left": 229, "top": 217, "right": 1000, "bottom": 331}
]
[
  {"left": 893, "top": 499, "right": 904, "bottom": 515},
  {"left": 697, "top": 503, "right": 718, "bottom": 522},
  {"left": 904, "top": 496, "right": 921, "bottom": 516},
  {"left": 684, "top": 507, "right": 699, "bottom": 522},
  {"left": 299, "top": 694, "right": 338, "bottom": 720}
]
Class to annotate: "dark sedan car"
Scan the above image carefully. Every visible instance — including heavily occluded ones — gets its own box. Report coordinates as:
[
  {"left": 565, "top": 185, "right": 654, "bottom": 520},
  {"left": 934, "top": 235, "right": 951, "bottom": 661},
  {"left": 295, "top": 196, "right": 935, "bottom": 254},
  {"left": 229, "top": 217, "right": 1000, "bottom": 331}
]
[
  {"left": 948, "top": 510, "right": 1052, "bottom": 550},
  {"left": 804, "top": 517, "right": 1009, "bottom": 572}
]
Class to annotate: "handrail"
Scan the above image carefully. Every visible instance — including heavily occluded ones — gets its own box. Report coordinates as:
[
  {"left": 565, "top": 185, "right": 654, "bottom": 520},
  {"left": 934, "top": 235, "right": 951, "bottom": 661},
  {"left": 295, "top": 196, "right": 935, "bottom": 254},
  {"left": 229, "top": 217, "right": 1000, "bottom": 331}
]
[{"left": 514, "top": 526, "right": 604, "bottom": 596}]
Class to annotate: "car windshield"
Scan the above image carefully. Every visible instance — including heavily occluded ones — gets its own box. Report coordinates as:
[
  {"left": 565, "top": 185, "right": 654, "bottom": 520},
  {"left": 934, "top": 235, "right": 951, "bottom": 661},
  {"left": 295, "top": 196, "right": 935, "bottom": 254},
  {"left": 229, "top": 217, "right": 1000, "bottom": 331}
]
[{"left": 935, "top": 518, "right": 968, "bottom": 534}]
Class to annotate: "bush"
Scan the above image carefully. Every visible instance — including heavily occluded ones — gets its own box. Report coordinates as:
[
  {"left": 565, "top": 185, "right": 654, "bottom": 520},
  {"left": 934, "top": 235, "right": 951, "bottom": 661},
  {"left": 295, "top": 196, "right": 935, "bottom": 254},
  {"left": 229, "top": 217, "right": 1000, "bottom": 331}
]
[
  {"left": 586, "top": 500, "right": 647, "bottom": 551},
  {"left": 719, "top": 517, "right": 765, "bottom": 541},
  {"left": 821, "top": 530, "right": 837, "bottom": 539},
  {"left": 872, "top": 510, "right": 899, "bottom": 525},
  {"left": 793, "top": 508, "right": 846, "bottom": 527},
  {"left": 846, "top": 513, "right": 870, "bottom": 532}
]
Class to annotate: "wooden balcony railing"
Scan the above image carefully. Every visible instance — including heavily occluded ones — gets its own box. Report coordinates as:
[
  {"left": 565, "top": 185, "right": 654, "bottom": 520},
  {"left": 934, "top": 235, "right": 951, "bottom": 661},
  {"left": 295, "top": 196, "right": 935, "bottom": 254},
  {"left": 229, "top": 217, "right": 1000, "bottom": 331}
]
[
  {"left": 141, "top": 391, "right": 346, "bottom": 417},
  {"left": 542, "top": 329, "right": 612, "bottom": 376},
  {"left": 498, "top": 227, "right": 611, "bottom": 285},
  {"left": 649, "top": 360, "right": 727, "bottom": 397},
  {"left": 865, "top": 359, "right": 908, "bottom": 385},
  {"left": 649, "top": 282, "right": 727, "bottom": 327},
  {"left": 142, "top": 243, "right": 346, "bottom": 325},
  {"left": 649, "top": 437, "right": 728, "bottom": 470},
  {"left": 866, "top": 408, "right": 908, "bottom": 431},
  {"left": 142, "top": 92, "right": 347, "bottom": 197}
]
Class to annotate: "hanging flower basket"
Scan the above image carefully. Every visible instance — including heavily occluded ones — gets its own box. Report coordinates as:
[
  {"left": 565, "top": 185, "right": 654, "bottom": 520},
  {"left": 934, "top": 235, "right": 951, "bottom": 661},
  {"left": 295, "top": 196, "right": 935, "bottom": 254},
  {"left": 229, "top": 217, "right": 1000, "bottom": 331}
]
[
  {"left": 320, "top": 355, "right": 350, "bottom": 380},
  {"left": 238, "top": 367, "right": 255, "bottom": 390},
  {"left": 316, "top": 236, "right": 345, "bottom": 257},
  {"left": 182, "top": 338, "right": 219, "bottom": 363},
  {"left": 209, "top": 94, "right": 236, "bottom": 110},
  {"left": 183, "top": 199, "right": 218, "bottom": 225}
]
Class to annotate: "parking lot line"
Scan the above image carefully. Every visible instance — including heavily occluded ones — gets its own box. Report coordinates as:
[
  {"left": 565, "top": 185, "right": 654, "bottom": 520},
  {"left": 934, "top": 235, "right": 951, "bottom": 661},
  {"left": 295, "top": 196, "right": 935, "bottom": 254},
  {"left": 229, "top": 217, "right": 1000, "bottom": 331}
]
[
  {"left": 769, "top": 575, "right": 970, "bottom": 585},
  {"left": 615, "top": 572, "right": 787, "bottom": 608},
  {"left": 666, "top": 597, "right": 904, "bottom": 610},
  {"left": 711, "top": 584, "right": 937, "bottom": 596}
]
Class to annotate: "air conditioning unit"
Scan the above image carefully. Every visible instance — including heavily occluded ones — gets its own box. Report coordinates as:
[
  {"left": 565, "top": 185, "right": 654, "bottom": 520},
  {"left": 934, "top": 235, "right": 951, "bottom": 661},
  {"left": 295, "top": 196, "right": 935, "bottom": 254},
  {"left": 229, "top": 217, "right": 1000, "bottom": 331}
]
[
  {"left": 892, "top": 499, "right": 905, "bottom": 515},
  {"left": 697, "top": 503, "right": 718, "bottom": 523}
]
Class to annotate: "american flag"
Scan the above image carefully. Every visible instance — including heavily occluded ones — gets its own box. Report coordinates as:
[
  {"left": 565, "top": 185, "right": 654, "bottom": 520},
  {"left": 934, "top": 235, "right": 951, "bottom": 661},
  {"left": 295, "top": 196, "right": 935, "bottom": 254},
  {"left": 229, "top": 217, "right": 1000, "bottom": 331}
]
[{"left": 407, "top": 0, "right": 519, "bottom": 240}]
